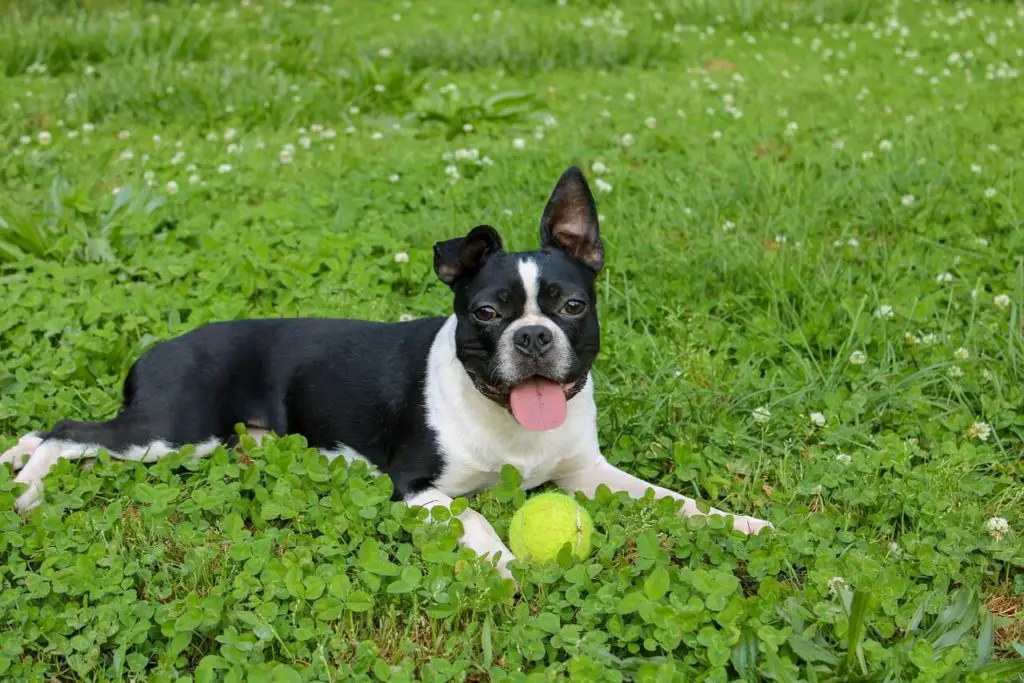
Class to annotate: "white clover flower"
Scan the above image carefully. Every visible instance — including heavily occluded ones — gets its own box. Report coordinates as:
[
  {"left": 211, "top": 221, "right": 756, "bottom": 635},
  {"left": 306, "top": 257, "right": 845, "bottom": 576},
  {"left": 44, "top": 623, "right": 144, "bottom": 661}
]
[
  {"left": 862, "top": 151, "right": 874, "bottom": 161},
  {"left": 394, "top": 252, "right": 409, "bottom": 264},
  {"left": 835, "top": 452, "right": 852, "bottom": 464},
  {"left": 37, "top": 131, "right": 52, "bottom": 145},
  {"left": 752, "top": 406, "right": 772, "bottom": 424},
  {"left": 994, "top": 294, "right": 1010, "bottom": 309},
  {"left": 984, "top": 188, "right": 996, "bottom": 198},
  {"left": 620, "top": 133, "right": 635, "bottom": 147},
  {"left": 901, "top": 194, "right": 915, "bottom": 206},
  {"left": 874, "top": 305, "right": 894, "bottom": 319},
  {"left": 888, "top": 541, "right": 902, "bottom": 558},
  {"left": 849, "top": 350, "right": 867, "bottom": 365},
  {"left": 118, "top": 129, "right": 131, "bottom": 140},
  {"left": 388, "top": 174, "right": 400, "bottom": 183},
  {"left": 298, "top": 136, "right": 312, "bottom": 149},
  {"left": 188, "top": 174, "right": 201, "bottom": 185},
  {"left": 322, "top": 129, "right": 337, "bottom": 140},
  {"left": 166, "top": 181, "right": 179, "bottom": 195},
  {"left": 82, "top": 122, "right": 95, "bottom": 134},
  {"left": 227, "top": 143, "right": 241, "bottom": 155},
  {"left": 970, "top": 163, "right": 982, "bottom": 174},
  {"left": 879, "top": 139, "right": 893, "bottom": 151},
  {"left": 810, "top": 412, "right": 826, "bottom": 427},
  {"left": 833, "top": 139, "right": 845, "bottom": 151},
  {"left": 444, "top": 164, "right": 459, "bottom": 180},
  {"left": 968, "top": 421, "right": 992, "bottom": 441},
  {"left": 217, "top": 163, "right": 232, "bottom": 174},
  {"left": 591, "top": 161, "right": 608, "bottom": 175},
  {"left": 512, "top": 137, "right": 525, "bottom": 150},
  {"left": 954, "top": 347, "right": 969, "bottom": 360},
  {"left": 120, "top": 149, "right": 134, "bottom": 161},
  {"left": 279, "top": 147, "right": 294, "bottom": 164},
  {"left": 722, "top": 220, "right": 735, "bottom": 231},
  {"left": 948, "top": 366, "right": 964, "bottom": 378},
  {"left": 904, "top": 332, "right": 920, "bottom": 345},
  {"left": 827, "top": 576, "right": 847, "bottom": 594},
  {"left": 371, "top": 132, "right": 384, "bottom": 140},
  {"left": 985, "top": 517, "right": 1009, "bottom": 541},
  {"left": 594, "top": 178, "right": 613, "bottom": 194},
  {"left": 936, "top": 272, "right": 954, "bottom": 283},
  {"left": 644, "top": 116, "right": 657, "bottom": 129}
]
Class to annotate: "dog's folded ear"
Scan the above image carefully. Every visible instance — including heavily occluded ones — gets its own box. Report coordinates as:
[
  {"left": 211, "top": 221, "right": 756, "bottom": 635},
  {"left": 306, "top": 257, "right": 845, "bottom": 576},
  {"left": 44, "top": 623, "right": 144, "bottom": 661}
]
[
  {"left": 540, "top": 166, "right": 604, "bottom": 272},
  {"left": 434, "top": 225, "right": 504, "bottom": 287}
]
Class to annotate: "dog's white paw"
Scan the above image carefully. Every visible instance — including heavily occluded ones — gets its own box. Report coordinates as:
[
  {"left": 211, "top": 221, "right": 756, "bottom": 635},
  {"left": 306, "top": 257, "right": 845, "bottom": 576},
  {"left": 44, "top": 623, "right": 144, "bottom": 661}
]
[
  {"left": 733, "top": 514, "right": 774, "bottom": 535},
  {"left": 5, "top": 440, "right": 63, "bottom": 513},
  {"left": 0, "top": 433, "right": 43, "bottom": 472}
]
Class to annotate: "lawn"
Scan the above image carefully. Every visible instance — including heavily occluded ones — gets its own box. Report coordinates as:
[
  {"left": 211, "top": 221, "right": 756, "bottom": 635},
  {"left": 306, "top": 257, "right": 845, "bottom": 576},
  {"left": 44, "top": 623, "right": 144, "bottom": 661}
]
[{"left": 1, "top": 0, "right": 1022, "bottom": 680}]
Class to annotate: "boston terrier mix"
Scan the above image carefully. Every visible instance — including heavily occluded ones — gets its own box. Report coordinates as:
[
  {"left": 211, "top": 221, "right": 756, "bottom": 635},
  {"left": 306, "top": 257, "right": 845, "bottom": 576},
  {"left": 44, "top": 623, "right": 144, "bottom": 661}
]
[{"left": 1, "top": 167, "right": 771, "bottom": 578}]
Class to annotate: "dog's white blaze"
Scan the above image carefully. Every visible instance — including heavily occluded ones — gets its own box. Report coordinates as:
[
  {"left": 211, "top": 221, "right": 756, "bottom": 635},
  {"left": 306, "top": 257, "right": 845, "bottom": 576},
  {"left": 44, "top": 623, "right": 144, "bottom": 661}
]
[
  {"left": 494, "top": 258, "right": 573, "bottom": 384},
  {"left": 518, "top": 259, "right": 543, "bottom": 317}
]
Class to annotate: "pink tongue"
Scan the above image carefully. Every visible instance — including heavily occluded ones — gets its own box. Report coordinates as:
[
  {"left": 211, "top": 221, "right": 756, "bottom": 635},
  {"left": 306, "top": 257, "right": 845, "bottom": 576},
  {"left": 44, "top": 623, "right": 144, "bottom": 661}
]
[{"left": 509, "top": 378, "right": 568, "bottom": 431}]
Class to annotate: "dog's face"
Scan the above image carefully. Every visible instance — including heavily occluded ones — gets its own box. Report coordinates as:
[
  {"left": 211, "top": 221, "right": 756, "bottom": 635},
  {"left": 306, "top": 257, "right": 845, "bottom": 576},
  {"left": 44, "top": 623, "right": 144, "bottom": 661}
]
[{"left": 433, "top": 167, "right": 604, "bottom": 431}]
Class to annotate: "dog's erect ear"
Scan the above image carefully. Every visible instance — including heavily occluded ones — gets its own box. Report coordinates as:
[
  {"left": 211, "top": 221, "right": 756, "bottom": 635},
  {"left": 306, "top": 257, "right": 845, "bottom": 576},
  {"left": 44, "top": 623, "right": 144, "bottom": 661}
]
[
  {"left": 434, "top": 225, "right": 503, "bottom": 287},
  {"left": 539, "top": 166, "right": 604, "bottom": 272}
]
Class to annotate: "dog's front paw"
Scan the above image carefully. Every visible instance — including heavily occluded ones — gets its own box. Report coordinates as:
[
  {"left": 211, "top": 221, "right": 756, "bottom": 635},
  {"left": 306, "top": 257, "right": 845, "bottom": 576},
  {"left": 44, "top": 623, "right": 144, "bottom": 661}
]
[{"left": 733, "top": 515, "right": 774, "bottom": 535}]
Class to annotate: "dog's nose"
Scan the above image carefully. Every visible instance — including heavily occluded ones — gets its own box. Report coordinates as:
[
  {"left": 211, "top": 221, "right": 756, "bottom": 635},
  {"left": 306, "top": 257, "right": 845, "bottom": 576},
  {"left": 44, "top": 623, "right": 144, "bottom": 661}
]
[{"left": 514, "top": 325, "right": 553, "bottom": 357}]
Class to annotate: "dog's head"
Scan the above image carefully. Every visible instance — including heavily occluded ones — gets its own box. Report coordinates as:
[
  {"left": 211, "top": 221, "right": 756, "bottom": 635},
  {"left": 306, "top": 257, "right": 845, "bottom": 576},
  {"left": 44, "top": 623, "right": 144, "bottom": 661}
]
[{"left": 434, "top": 166, "right": 603, "bottom": 431}]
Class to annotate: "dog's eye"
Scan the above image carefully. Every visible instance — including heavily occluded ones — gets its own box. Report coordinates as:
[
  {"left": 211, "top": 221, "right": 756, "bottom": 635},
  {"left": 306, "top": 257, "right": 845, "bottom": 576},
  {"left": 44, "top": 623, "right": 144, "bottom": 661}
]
[
  {"left": 561, "top": 299, "right": 587, "bottom": 316},
  {"left": 474, "top": 306, "right": 499, "bottom": 322}
]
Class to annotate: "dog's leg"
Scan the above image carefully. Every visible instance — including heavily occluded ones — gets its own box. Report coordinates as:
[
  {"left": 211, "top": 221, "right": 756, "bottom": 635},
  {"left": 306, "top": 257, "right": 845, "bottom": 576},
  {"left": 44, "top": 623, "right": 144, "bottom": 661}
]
[
  {"left": 0, "top": 433, "right": 44, "bottom": 472},
  {"left": 405, "top": 488, "right": 516, "bottom": 581},
  {"left": 4, "top": 418, "right": 221, "bottom": 512},
  {"left": 556, "top": 458, "right": 773, "bottom": 535}
]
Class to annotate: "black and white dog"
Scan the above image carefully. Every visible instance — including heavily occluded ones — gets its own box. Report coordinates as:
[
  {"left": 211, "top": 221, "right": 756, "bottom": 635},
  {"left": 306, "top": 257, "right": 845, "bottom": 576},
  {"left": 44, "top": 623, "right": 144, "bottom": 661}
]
[{"left": 1, "top": 167, "right": 771, "bottom": 578}]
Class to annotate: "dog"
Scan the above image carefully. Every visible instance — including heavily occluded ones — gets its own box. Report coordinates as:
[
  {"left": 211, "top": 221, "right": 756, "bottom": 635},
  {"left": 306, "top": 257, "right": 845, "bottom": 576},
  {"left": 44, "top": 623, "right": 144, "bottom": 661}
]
[{"left": 0, "top": 166, "right": 771, "bottom": 579}]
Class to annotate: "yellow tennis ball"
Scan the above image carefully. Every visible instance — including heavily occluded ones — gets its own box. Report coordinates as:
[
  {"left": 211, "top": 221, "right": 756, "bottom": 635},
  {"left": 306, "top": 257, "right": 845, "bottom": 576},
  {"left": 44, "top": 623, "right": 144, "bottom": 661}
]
[{"left": 509, "top": 492, "right": 593, "bottom": 562}]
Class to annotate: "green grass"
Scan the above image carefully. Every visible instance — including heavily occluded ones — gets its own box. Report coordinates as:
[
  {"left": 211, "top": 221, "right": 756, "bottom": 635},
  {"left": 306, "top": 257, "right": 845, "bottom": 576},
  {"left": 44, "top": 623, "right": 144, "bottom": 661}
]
[{"left": 1, "top": 0, "right": 1023, "bottom": 680}]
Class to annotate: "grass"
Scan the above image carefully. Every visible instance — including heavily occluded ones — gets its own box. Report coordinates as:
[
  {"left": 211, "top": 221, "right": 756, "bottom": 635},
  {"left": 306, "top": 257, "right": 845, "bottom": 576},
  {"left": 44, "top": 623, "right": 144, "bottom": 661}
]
[{"left": 0, "top": 0, "right": 1022, "bottom": 679}]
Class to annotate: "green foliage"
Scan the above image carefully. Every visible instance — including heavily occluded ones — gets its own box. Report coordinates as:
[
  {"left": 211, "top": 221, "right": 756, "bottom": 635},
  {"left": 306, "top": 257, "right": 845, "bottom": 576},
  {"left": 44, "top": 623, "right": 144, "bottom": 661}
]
[{"left": 1, "top": 0, "right": 1022, "bottom": 679}]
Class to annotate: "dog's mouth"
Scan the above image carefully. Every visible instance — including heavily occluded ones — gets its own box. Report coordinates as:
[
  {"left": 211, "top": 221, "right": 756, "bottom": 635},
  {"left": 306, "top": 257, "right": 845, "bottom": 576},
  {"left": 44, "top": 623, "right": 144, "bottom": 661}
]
[
  {"left": 507, "top": 377, "right": 575, "bottom": 431},
  {"left": 469, "top": 372, "right": 589, "bottom": 432}
]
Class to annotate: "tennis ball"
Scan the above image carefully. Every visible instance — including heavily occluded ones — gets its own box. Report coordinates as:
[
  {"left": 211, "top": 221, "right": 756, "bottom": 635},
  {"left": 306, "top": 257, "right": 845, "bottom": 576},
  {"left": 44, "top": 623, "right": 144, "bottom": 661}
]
[{"left": 508, "top": 492, "right": 593, "bottom": 562}]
